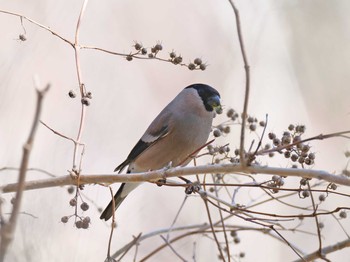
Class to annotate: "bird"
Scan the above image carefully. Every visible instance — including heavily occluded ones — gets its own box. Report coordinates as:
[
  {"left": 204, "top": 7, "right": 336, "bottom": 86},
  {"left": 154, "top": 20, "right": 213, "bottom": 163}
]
[{"left": 100, "top": 83, "right": 221, "bottom": 221}]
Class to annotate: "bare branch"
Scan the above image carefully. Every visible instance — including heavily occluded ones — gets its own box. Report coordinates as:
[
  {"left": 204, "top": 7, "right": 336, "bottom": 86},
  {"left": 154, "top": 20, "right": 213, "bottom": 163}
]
[
  {"left": 71, "top": 0, "right": 89, "bottom": 171},
  {"left": 293, "top": 238, "right": 350, "bottom": 262},
  {"left": 0, "top": 10, "right": 73, "bottom": 46},
  {"left": 2, "top": 164, "right": 350, "bottom": 194},
  {"left": 0, "top": 84, "right": 50, "bottom": 262},
  {"left": 227, "top": 0, "right": 250, "bottom": 165}
]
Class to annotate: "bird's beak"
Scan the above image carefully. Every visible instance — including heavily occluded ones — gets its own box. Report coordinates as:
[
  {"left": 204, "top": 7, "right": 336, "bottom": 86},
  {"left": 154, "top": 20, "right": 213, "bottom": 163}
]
[{"left": 208, "top": 95, "right": 222, "bottom": 113}]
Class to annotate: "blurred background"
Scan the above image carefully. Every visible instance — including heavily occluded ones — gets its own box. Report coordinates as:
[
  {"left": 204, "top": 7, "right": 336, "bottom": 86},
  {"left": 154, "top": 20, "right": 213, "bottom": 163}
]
[{"left": 0, "top": 0, "right": 350, "bottom": 261}]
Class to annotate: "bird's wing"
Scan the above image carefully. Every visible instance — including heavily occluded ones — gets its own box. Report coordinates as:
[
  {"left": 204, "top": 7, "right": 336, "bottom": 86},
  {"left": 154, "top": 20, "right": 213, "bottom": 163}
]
[{"left": 114, "top": 110, "right": 172, "bottom": 173}]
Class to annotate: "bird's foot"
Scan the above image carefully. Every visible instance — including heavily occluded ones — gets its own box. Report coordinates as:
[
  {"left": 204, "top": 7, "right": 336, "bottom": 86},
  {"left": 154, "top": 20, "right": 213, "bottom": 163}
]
[
  {"left": 156, "top": 178, "right": 166, "bottom": 187},
  {"left": 185, "top": 180, "right": 201, "bottom": 194},
  {"left": 68, "top": 168, "right": 79, "bottom": 179},
  {"left": 165, "top": 161, "right": 173, "bottom": 169},
  {"left": 156, "top": 161, "right": 173, "bottom": 187}
]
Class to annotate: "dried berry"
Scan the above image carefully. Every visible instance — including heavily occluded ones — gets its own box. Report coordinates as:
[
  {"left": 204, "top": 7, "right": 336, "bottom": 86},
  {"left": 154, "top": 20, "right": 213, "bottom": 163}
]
[
  {"left": 81, "top": 98, "right": 90, "bottom": 106},
  {"left": 302, "top": 190, "right": 310, "bottom": 198},
  {"left": 230, "top": 230, "right": 237, "bottom": 237},
  {"left": 213, "top": 129, "right": 222, "bottom": 137},
  {"left": 194, "top": 58, "right": 202, "bottom": 65},
  {"left": 188, "top": 63, "right": 196, "bottom": 70},
  {"left": 291, "top": 154, "right": 298, "bottom": 162},
  {"left": 141, "top": 48, "right": 147, "bottom": 55},
  {"left": 83, "top": 216, "right": 91, "bottom": 223},
  {"left": 268, "top": 133, "right": 276, "bottom": 140},
  {"left": 173, "top": 56, "right": 182, "bottom": 64},
  {"left": 86, "top": 91, "right": 92, "bottom": 99},
  {"left": 339, "top": 211, "right": 347, "bottom": 219},
  {"left": 330, "top": 183, "right": 337, "bottom": 190},
  {"left": 226, "top": 108, "right": 234, "bottom": 118},
  {"left": 308, "top": 153, "right": 315, "bottom": 160},
  {"left": 199, "top": 64, "right": 207, "bottom": 70},
  {"left": 154, "top": 43, "right": 163, "bottom": 51},
  {"left": 80, "top": 202, "right": 89, "bottom": 211},
  {"left": 319, "top": 194, "right": 326, "bottom": 202},
  {"left": 273, "top": 138, "right": 280, "bottom": 146},
  {"left": 61, "top": 216, "right": 69, "bottom": 223},
  {"left": 67, "top": 186, "right": 75, "bottom": 194},
  {"left": 69, "top": 198, "right": 77, "bottom": 207},
  {"left": 296, "top": 125, "right": 306, "bottom": 133},
  {"left": 68, "top": 90, "right": 76, "bottom": 98},
  {"left": 249, "top": 124, "right": 256, "bottom": 131},
  {"left": 134, "top": 42, "right": 142, "bottom": 50},
  {"left": 284, "top": 151, "right": 291, "bottom": 158},
  {"left": 288, "top": 124, "right": 295, "bottom": 131},
  {"left": 75, "top": 220, "right": 83, "bottom": 229}
]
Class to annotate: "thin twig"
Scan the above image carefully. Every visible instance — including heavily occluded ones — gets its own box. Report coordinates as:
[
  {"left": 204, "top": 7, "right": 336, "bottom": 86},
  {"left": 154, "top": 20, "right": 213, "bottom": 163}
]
[
  {"left": 201, "top": 192, "right": 226, "bottom": 262},
  {"left": 293, "top": 238, "right": 350, "bottom": 262},
  {"left": 257, "top": 130, "right": 350, "bottom": 156},
  {"left": 0, "top": 10, "right": 73, "bottom": 46},
  {"left": 72, "top": 0, "right": 88, "bottom": 171},
  {"left": 40, "top": 121, "right": 84, "bottom": 145},
  {"left": 227, "top": 0, "right": 250, "bottom": 166},
  {"left": 0, "top": 167, "right": 56, "bottom": 178},
  {"left": 306, "top": 182, "right": 330, "bottom": 262},
  {"left": 106, "top": 186, "right": 116, "bottom": 261},
  {"left": 166, "top": 196, "right": 188, "bottom": 241},
  {"left": 160, "top": 235, "right": 188, "bottom": 262},
  {"left": 212, "top": 175, "right": 231, "bottom": 262},
  {"left": 0, "top": 84, "right": 50, "bottom": 262}
]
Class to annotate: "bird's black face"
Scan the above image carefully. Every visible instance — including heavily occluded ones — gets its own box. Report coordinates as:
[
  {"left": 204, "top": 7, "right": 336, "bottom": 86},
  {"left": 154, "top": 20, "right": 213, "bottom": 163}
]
[{"left": 186, "top": 83, "right": 221, "bottom": 112}]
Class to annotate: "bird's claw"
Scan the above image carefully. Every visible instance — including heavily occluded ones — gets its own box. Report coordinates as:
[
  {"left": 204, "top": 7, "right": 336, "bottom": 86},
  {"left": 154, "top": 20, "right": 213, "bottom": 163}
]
[
  {"left": 68, "top": 169, "right": 79, "bottom": 179},
  {"left": 165, "top": 161, "right": 173, "bottom": 170},
  {"left": 185, "top": 181, "right": 201, "bottom": 194},
  {"left": 156, "top": 178, "right": 166, "bottom": 187}
]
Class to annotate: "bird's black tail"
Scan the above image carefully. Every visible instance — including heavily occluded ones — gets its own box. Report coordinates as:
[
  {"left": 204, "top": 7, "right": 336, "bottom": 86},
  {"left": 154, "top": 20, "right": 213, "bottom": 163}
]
[{"left": 100, "top": 183, "right": 127, "bottom": 221}]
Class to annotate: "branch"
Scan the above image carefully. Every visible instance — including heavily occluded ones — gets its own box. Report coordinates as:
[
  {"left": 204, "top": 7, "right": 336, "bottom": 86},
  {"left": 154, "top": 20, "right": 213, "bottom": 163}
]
[
  {"left": 228, "top": 0, "right": 250, "bottom": 165},
  {"left": 293, "top": 238, "right": 350, "bottom": 262},
  {"left": 1, "top": 164, "right": 350, "bottom": 194},
  {"left": 0, "top": 10, "right": 73, "bottom": 46},
  {"left": 72, "top": 0, "right": 89, "bottom": 171},
  {"left": 0, "top": 84, "right": 50, "bottom": 262}
]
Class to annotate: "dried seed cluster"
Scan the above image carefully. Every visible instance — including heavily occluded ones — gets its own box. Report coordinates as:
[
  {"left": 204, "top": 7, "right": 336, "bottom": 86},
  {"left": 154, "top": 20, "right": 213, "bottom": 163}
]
[
  {"left": 128, "top": 41, "right": 207, "bottom": 70},
  {"left": 211, "top": 108, "right": 240, "bottom": 138},
  {"left": 207, "top": 144, "right": 231, "bottom": 165},
  {"left": 60, "top": 187, "right": 91, "bottom": 229},
  {"left": 60, "top": 215, "right": 91, "bottom": 229},
  {"left": 68, "top": 89, "right": 93, "bottom": 106},
  {"left": 267, "top": 124, "right": 316, "bottom": 167},
  {"left": 267, "top": 175, "right": 285, "bottom": 193}
]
